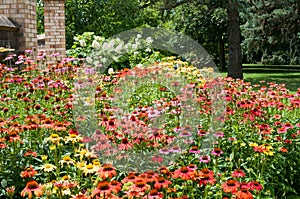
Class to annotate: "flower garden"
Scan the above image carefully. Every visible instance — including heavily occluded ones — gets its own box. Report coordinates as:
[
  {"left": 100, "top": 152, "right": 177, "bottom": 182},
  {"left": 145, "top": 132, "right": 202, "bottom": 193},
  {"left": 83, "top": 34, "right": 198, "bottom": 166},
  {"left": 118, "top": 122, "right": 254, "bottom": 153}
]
[{"left": 0, "top": 47, "right": 299, "bottom": 199}]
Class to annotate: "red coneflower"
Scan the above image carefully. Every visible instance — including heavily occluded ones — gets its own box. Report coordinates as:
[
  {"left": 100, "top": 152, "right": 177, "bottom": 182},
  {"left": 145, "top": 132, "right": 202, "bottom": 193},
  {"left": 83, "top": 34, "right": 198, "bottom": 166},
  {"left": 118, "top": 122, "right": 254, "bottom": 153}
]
[
  {"left": 248, "top": 181, "right": 263, "bottom": 192},
  {"left": 154, "top": 176, "right": 172, "bottom": 189},
  {"left": 21, "top": 180, "right": 43, "bottom": 198},
  {"left": 222, "top": 179, "right": 240, "bottom": 194},
  {"left": 98, "top": 164, "right": 117, "bottom": 179},
  {"left": 172, "top": 166, "right": 194, "bottom": 180},
  {"left": 122, "top": 173, "right": 137, "bottom": 183},
  {"left": 235, "top": 182, "right": 253, "bottom": 199},
  {"left": 129, "top": 178, "right": 151, "bottom": 193},
  {"left": 21, "top": 165, "right": 38, "bottom": 178},
  {"left": 231, "top": 169, "right": 246, "bottom": 178},
  {"left": 198, "top": 168, "right": 215, "bottom": 186}
]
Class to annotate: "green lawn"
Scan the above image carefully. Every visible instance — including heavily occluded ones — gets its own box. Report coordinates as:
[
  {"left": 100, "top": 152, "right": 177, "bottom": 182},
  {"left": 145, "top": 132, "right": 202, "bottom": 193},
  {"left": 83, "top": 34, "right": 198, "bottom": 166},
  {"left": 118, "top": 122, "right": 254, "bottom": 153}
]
[{"left": 220, "top": 70, "right": 300, "bottom": 93}]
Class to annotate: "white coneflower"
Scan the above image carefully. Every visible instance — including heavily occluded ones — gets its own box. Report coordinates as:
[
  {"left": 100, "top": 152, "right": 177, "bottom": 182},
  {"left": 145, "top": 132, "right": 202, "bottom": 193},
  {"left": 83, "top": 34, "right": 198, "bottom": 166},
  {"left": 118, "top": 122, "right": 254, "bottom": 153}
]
[{"left": 108, "top": 68, "right": 114, "bottom": 75}]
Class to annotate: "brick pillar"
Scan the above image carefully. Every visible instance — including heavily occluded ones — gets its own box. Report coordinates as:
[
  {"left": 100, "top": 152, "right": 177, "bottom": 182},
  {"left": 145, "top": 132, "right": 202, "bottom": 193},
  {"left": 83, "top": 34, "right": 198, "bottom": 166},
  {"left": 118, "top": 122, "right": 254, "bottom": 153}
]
[
  {"left": 44, "top": 0, "right": 66, "bottom": 64},
  {"left": 0, "top": 0, "right": 37, "bottom": 52}
]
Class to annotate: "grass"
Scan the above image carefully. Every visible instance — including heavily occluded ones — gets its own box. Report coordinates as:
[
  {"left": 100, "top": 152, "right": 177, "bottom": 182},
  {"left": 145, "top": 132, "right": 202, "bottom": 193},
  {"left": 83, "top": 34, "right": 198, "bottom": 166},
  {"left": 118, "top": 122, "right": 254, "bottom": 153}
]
[{"left": 220, "top": 66, "right": 300, "bottom": 93}]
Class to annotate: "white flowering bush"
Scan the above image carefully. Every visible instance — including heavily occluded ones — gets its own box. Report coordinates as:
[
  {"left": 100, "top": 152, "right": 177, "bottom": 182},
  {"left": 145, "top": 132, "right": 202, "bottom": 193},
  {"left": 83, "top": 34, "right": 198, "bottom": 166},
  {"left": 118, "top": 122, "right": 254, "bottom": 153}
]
[{"left": 67, "top": 32, "right": 173, "bottom": 70}]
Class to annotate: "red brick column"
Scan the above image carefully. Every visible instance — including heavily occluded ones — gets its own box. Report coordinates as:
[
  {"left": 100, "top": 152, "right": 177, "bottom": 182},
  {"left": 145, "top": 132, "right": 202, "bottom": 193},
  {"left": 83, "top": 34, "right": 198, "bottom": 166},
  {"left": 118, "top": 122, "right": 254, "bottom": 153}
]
[
  {"left": 44, "top": 0, "right": 66, "bottom": 64},
  {"left": 0, "top": 0, "right": 37, "bottom": 52}
]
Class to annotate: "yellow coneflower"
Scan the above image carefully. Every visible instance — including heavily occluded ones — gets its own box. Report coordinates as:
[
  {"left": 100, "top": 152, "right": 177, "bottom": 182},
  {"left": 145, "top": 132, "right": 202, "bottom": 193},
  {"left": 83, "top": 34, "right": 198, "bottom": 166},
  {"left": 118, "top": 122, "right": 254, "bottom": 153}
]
[
  {"left": 64, "top": 134, "right": 82, "bottom": 144},
  {"left": 41, "top": 163, "right": 56, "bottom": 172},
  {"left": 46, "top": 134, "right": 62, "bottom": 144},
  {"left": 81, "top": 163, "right": 98, "bottom": 176},
  {"left": 59, "top": 156, "right": 75, "bottom": 167}
]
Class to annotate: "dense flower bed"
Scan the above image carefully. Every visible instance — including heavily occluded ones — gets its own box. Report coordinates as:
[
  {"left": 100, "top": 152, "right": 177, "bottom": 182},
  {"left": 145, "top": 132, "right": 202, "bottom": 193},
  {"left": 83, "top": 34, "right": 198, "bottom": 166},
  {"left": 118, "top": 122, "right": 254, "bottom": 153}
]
[{"left": 0, "top": 53, "right": 299, "bottom": 199}]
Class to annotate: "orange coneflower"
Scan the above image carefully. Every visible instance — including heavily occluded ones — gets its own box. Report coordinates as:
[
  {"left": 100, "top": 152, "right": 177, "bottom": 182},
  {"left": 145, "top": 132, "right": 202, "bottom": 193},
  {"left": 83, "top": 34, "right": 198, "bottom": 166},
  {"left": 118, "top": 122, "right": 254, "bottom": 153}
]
[
  {"left": 20, "top": 180, "right": 43, "bottom": 198},
  {"left": 222, "top": 179, "right": 240, "bottom": 194},
  {"left": 21, "top": 165, "right": 38, "bottom": 178},
  {"left": 5, "top": 131, "right": 21, "bottom": 143},
  {"left": 109, "top": 180, "right": 122, "bottom": 193},
  {"left": 23, "top": 150, "right": 37, "bottom": 157},
  {"left": 70, "top": 192, "right": 90, "bottom": 199},
  {"left": 91, "top": 181, "right": 114, "bottom": 198},
  {"left": 53, "top": 122, "right": 67, "bottom": 132},
  {"left": 143, "top": 189, "right": 164, "bottom": 199},
  {"left": 97, "top": 164, "right": 117, "bottom": 179}
]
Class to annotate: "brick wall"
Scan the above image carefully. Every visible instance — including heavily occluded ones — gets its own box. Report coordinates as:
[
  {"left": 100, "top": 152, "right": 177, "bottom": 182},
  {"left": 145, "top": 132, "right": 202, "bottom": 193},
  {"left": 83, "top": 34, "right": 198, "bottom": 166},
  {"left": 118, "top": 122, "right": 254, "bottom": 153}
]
[
  {"left": 0, "top": 0, "right": 37, "bottom": 52},
  {"left": 44, "top": 0, "right": 66, "bottom": 64}
]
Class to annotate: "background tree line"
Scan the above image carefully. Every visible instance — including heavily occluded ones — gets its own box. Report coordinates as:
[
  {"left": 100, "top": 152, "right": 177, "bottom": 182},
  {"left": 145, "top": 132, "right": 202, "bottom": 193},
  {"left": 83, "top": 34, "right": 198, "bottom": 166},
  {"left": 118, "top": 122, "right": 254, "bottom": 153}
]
[{"left": 36, "top": 0, "right": 300, "bottom": 79}]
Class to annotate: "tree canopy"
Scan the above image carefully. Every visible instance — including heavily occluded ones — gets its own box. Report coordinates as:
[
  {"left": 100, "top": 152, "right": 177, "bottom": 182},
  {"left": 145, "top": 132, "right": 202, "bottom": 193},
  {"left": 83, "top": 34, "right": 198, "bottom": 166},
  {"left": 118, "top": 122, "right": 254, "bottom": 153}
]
[{"left": 36, "top": 0, "right": 300, "bottom": 78}]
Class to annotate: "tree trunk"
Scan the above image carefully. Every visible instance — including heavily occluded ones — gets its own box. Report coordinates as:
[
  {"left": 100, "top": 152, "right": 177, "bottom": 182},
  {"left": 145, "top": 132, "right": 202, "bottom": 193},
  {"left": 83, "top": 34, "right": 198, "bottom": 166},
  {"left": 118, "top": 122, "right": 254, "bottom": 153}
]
[
  {"left": 219, "top": 35, "right": 226, "bottom": 71},
  {"left": 227, "top": 0, "right": 243, "bottom": 79}
]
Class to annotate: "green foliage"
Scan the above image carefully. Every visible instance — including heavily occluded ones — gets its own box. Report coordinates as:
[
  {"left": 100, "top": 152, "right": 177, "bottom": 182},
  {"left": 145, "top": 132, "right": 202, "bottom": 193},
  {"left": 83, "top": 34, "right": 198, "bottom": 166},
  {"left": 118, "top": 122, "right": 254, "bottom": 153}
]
[{"left": 240, "top": 0, "right": 300, "bottom": 64}]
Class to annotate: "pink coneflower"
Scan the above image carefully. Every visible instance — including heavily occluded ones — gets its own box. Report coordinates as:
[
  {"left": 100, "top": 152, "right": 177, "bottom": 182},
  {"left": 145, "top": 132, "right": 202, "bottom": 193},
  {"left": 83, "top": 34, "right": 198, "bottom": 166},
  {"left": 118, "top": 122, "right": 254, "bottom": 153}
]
[
  {"left": 152, "top": 155, "right": 163, "bottom": 163},
  {"left": 231, "top": 169, "right": 246, "bottom": 178},
  {"left": 283, "top": 122, "right": 293, "bottom": 129},
  {"left": 211, "top": 147, "right": 223, "bottom": 156},
  {"left": 277, "top": 127, "right": 287, "bottom": 134},
  {"left": 187, "top": 164, "right": 197, "bottom": 171},
  {"left": 214, "top": 131, "right": 224, "bottom": 138},
  {"left": 197, "top": 129, "right": 207, "bottom": 136},
  {"left": 97, "top": 164, "right": 117, "bottom": 179},
  {"left": 179, "top": 130, "right": 192, "bottom": 137},
  {"left": 106, "top": 119, "right": 118, "bottom": 131},
  {"left": 199, "top": 155, "right": 211, "bottom": 163},
  {"left": 143, "top": 189, "right": 164, "bottom": 199},
  {"left": 189, "top": 146, "right": 200, "bottom": 154},
  {"left": 171, "top": 146, "right": 181, "bottom": 153},
  {"left": 159, "top": 147, "right": 170, "bottom": 155},
  {"left": 118, "top": 138, "right": 133, "bottom": 150}
]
